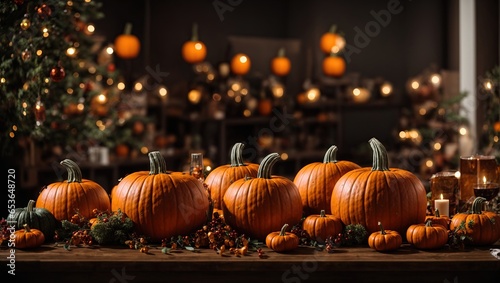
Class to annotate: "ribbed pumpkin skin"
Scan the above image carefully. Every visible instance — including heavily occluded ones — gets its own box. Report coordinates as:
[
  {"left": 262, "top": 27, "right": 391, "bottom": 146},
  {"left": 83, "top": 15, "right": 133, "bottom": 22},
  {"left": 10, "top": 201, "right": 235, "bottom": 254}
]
[
  {"left": 449, "top": 197, "right": 500, "bottom": 245},
  {"left": 222, "top": 153, "right": 303, "bottom": 241},
  {"left": 9, "top": 200, "right": 57, "bottom": 241},
  {"left": 14, "top": 225, "right": 45, "bottom": 249},
  {"left": 205, "top": 143, "right": 259, "bottom": 210},
  {"left": 302, "top": 210, "right": 343, "bottom": 244},
  {"left": 266, "top": 224, "right": 299, "bottom": 252},
  {"left": 111, "top": 152, "right": 209, "bottom": 242},
  {"left": 294, "top": 145, "right": 360, "bottom": 215},
  {"left": 330, "top": 139, "right": 427, "bottom": 235},
  {"left": 36, "top": 159, "right": 110, "bottom": 221},
  {"left": 406, "top": 222, "right": 449, "bottom": 250}
]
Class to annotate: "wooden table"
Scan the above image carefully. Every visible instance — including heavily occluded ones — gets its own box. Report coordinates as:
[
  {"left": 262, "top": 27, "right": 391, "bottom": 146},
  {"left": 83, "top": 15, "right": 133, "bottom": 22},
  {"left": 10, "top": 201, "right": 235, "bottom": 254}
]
[{"left": 4, "top": 243, "right": 500, "bottom": 283}]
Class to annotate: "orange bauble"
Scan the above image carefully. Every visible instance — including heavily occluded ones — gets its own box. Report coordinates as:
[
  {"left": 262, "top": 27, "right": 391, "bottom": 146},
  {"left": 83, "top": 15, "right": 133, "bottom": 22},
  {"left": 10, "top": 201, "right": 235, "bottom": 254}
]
[
  {"left": 270, "top": 48, "right": 291, "bottom": 77},
  {"left": 231, "top": 53, "right": 251, "bottom": 76},
  {"left": 320, "top": 25, "right": 345, "bottom": 54},
  {"left": 114, "top": 23, "right": 141, "bottom": 59},
  {"left": 322, "top": 53, "right": 346, "bottom": 77},
  {"left": 181, "top": 23, "right": 207, "bottom": 64}
]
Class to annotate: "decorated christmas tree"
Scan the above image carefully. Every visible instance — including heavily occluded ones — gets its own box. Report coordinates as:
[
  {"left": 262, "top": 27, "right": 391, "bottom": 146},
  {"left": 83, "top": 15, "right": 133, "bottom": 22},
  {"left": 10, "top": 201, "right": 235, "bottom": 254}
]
[{"left": 0, "top": 0, "right": 147, "bottom": 162}]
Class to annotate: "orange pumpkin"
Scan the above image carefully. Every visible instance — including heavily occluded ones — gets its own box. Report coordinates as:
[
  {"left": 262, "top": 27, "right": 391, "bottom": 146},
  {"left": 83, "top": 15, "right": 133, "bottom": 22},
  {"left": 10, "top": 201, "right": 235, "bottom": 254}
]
[
  {"left": 320, "top": 25, "right": 345, "bottom": 54},
  {"left": 330, "top": 138, "right": 427, "bottom": 235},
  {"left": 230, "top": 53, "right": 251, "bottom": 76},
  {"left": 114, "top": 23, "right": 140, "bottom": 59},
  {"left": 14, "top": 224, "right": 45, "bottom": 249},
  {"left": 425, "top": 208, "right": 450, "bottom": 229},
  {"left": 111, "top": 151, "right": 209, "bottom": 241},
  {"left": 270, "top": 47, "right": 291, "bottom": 77},
  {"left": 294, "top": 145, "right": 360, "bottom": 215},
  {"left": 449, "top": 197, "right": 500, "bottom": 245},
  {"left": 181, "top": 22, "right": 207, "bottom": 64},
  {"left": 115, "top": 144, "right": 130, "bottom": 158},
  {"left": 302, "top": 210, "right": 343, "bottom": 244},
  {"left": 494, "top": 121, "right": 500, "bottom": 132},
  {"left": 368, "top": 221, "right": 402, "bottom": 252},
  {"left": 322, "top": 53, "right": 346, "bottom": 77},
  {"left": 36, "top": 159, "right": 110, "bottom": 221},
  {"left": 265, "top": 224, "right": 299, "bottom": 252},
  {"left": 406, "top": 219, "right": 449, "bottom": 250},
  {"left": 222, "top": 153, "right": 303, "bottom": 240},
  {"left": 204, "top": 143, "right": 259, "bottom": 210}
]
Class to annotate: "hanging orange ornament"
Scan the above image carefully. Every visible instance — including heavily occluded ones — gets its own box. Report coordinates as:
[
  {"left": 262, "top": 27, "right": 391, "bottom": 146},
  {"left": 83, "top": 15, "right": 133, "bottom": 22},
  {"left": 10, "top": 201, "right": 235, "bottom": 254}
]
[
  {"left": 231, "top": 53, "right": 251, "bottom": 76},
  {"left": 37, "top": 4, "right": 52, "bottom": 19},
  {"left": 270, "top": 47, "right": 291, "bottom": 77},
  {"left": 50, "top": 63, "right": 65, "bottom": 82},
  {"left": 322, "top": 52, "right": 345, "bottom": 78},
  {"left": 114, "top": 22, "right": 141, "bottom": 59},
  {"left": 181, "top": 22, "right": 207, "bottom": 64},
  {"left": 320, "top": 25, "right": 346, "bottom": 54}
]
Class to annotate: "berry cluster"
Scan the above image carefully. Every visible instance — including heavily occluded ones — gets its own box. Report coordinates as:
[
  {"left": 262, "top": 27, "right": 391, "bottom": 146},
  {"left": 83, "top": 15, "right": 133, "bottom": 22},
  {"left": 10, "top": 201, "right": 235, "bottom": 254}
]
[
  {"left": 0, "top": 218, "right": 11, "bottom": 246},
  {"left": 68, "top": 229, "right": 93, "bottom": 246}
]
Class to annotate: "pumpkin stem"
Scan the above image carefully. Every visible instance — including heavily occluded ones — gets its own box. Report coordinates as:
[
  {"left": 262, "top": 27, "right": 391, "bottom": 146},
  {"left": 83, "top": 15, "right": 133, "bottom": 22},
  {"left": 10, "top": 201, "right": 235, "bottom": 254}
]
[
  {"left": 23, "top": 224, "right": 31, "bottom": 232},
  {"left": 378, "top": 221, "right": 386, "bottom": 235},
  {"left": 471, "top": 197, "right": 486, "bottom": 214},
  {"left": 434, "top": 208, "right": 441, "bottom": 217},
  {"left": 257, "top": 153, "right": 281, "bottom": 179},
  {"left": 60, "top": 159, "right": 83, "bottom": 183},
  {"left": 320, "top": 210, "right": 326, "bottom": 217},
  {"left": 191, "top": 22, "right": 199, "bottom": 41},
  {"left": 27, "top": 200, "right": 36, "bottom": 212},
  {"left": 328, "top": 24, "right": 338, "bottom": 34},
  {"left": 323, "top": 145, "right": 338, "bottom": 163},
  {"left": 148, "top": 151, "right": 169, "bottom": 175},
  {"left": 425, "top": 219, "right": 434, "bottom": 227},
  {"left": 277, "top": 47, "right": 286, "bottom": 58},
  {"left": 123, "top": 22, "right": 133, "bottom": 35},
  {"left": 230, "top": 143, "right": 246, "bottom": 167},
  {"left": 368, "top": 138, "right": 390, "bottom": 171},
  {"left": 279, "top": 224, "right": 289, "bottom": 236}
]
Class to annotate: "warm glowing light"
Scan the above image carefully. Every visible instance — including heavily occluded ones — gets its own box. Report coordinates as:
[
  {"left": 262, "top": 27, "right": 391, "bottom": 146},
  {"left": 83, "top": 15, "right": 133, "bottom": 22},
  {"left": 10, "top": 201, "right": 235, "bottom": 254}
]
[
  {"left": 36, "top": 50, "right": 43, "bottom": 56},
  {"left": 227, "top": 90, "right": 235, "bottom": 97},
  {"left": 409, "top": 130, "right": 419, "bottom": 139},
  {"left": 353, "top": 88, "right": 361, "bottom": 96},
  {"left": 440, "top": 193, "right": 444, "bottom": 200},
  {"left": 459, "top": 127, "right": 467, "bottom": 135},
  {"left": 159, "top": 87, "right": 168, "bottom": 97},
  {"left": 106, "top": 78, "right": 114, "bottom": 85},
  {"left": 86, "top": 24, "right": 95, "bottom": 33},
  {"left": 194, "top": 43, "right": 203, "bottom": 50},
  {"left": 44, "top": 78, "right": 50, "bottom": 84},
  {"left": 134, "top": 82, "right": 143, "bottom": 92},
  {"left": 399, "top": 131, "right": 406, "bottom": 139},
  {"left": 231, "top": 83, "right": 241, "bottom": 92},
  {"left": 433, "top": 142, "right": 442, "bottom": 150},
  {"left": 234, "top": 95, "right": 242, "bottom": 103},
  {"left": 494, "top": 136, "right": 499, "bottom": 143},
  {"left": 239, "top": 55, "right": 248, "bottom": 64},
  {"left": 9, "top": 132, "right": 14, "bottom": 138},
  {"left": 419, "top": 108, "right": 426, "bottom": 115},
  {"left": 22, "top": 102, "right": 28, "bottom": 108},
  {"left": 306, "top": 87, "right": 320, "bottom": 102},
  {"left": 79, "top": 83, "right": 85, "bottom": 89},
  {"left": 188, "top": 89, "right": 202, "bottom": 104},
  {"left": 77, "top": 103, "right": 84, "bottom": 111},
  {"left": 438, "top": 108, "right": 445, "bottom": 115},
  {"left": 12, "top": 125, "right": 17, "bottom": 131},
  {"left": 205, "top": 165, "right": 212, "bottom": 172},
  {"left": 426, "top": 159, "right": 434, "bottom": 168},
  {"left": 66, "top": 47, "right": 76, "bottom": 57},
  {"left": 243, "top": 109, "right": 251, "bottom": 117},
  {"left": 411, "top": 81, "right": 420, "bottom": 90},
  {"left": 106, "top": 46, "right": 114, "bottom": 54},
  {"left": 207, "top": 73, "right": 215, "bottom": 81},
  {"left": 0, "top": 78, "right": 5, "bottom": 84},
  {"left": 117, "top": 82, "right": 125, "bottom": 90},
  {"left": 281, "top": 152, "right": 289, "bottom": 160},
  {"left": 330, "top": 46, "right": 340, "bottom": 54},
  {"left": 455, "top": 171, "right": 461, "bottom": 178},
  {"left": 380, "top": 83, "right": 392, "bottom": 97},
  {"left": 483, "top": 176, "right": 487, "bottom": 184},
  {"left": 97, "top": 94, "right": 107, "bottom": 103},
  {"left": 240, "top": 88, "right": 248, "bottom": 95},
  {"left": 430, "top": 74, "right": 441, "bottom": 86},
  {"left": 88, "top": 66, "right": 96, "bottom": 74},
  {"left": 272, "top": 85, "right": 284, "bottom": 98},
  {"left": 96, "top": 120, "right": 103, "bottom": 127},
  {"left": 141, "top": 147, "right": 149, "bottom": 154},
  {"left": 213, "top": 93, "right": 222, "bottom": 101}
]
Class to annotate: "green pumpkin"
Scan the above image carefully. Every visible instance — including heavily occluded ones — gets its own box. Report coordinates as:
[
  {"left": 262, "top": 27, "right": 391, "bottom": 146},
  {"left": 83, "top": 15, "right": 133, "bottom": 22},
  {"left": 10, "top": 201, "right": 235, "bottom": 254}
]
[{"left": 8, "top": 200, "right": 58, "bottom": 241}]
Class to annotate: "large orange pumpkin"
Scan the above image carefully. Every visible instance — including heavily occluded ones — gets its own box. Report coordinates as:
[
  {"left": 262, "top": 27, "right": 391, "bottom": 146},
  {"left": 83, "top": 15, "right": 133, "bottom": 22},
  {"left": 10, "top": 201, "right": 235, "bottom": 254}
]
[
  {"left": 36, "top": 159, "right": 110, "bottom": 221},
  {"left": 111, "top": 151, "right": 209, "bottom": 241},
  {"left": 114, "top": 22, "right": 141, "bottom": 59},
  {"left": 330, "top": 138, "right": 427, "bottom": 235},
  {"left": 230, "top": 53, "right": 251, "bottom": 76},
  {"left": 222, "top": 153, "right": 303, "bottom": 240},
  {"left": 449, "top": 197, "right": 500, "bottom": 245},
  {"left": 322, "top": 53, "right": 346, "bottom": 78},
  {"left": 205, "top": 143, "right": 259, "bottom": 210},
  {"left": 181, "top": 22, "right": 207, "bottom": 64},
  {"left": 270, "top": 47, "right": 291, "bottom": 77},
  {"left": 320, "top": 25, "right": 346, "bottom": 54},
  {"left": 294, "top": 145, "right": 360, "bottom": 215}
]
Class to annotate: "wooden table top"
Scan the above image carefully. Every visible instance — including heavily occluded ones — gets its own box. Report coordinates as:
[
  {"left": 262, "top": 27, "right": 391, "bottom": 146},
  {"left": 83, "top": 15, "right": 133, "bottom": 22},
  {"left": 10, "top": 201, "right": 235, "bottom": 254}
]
[{"left": 4, "top": 242, "right": 500, "bottom": 283}]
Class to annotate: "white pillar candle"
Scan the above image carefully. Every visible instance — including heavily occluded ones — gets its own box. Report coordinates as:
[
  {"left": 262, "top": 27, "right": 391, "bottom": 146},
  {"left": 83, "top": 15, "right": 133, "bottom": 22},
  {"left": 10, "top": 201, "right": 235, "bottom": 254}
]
[{"left": 434, "top": 193, "right": 450, "bottom": 217}]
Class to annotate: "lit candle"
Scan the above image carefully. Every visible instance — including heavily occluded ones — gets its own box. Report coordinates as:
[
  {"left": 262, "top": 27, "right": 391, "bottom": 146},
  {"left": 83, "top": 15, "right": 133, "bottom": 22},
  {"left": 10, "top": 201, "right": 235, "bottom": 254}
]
[{"left": 434, "top": 193, "right": 449, "bottom": 217}]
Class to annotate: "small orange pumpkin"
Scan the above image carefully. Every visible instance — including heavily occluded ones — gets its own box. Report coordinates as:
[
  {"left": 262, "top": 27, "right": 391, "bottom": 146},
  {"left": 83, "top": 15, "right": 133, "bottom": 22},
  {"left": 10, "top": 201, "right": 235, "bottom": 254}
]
[
  {"left": 368, "top": 221, "right": 402, "bottom": 252},
  {"left": 425, "top": 208, "right": 450, "bottom": 230},
  {"left": 449, "top": 197, "right": 500, "bottom": 245},
  {"left": 230, "top": 53, "right": 251, "bottom": 76},
  {"left": 406, "top": 219, "right": 449, "bottom": 250},
  {"left": 322, "top": 53, "right": 346, "bottom": 77},
  {"left": 270, "top": 47, "right": 291, "bottom": 77},
  {"left": 266, "top": 224, "right": 299, "bottom": 252},
  {"left": 114, "top": 23, "right": 141, "bottom": 59},
  {"left": 302, "top": 210, "right": 343, "bottom": 244},
  {"left": 181, "top": 22, "right": 207, "bottom": 64},
  {"left": 14, "top": 224, "right": 45, "bottom": 249},
  {"left": 320, "top": 25, "right": 346, "bottom": 54}
]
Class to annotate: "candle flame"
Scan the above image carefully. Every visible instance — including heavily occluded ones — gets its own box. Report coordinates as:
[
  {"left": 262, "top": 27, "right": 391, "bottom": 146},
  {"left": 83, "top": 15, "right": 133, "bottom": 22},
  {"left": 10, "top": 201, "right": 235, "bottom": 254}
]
[
  {"left": 440, "top": 193, "right": 443, "bottom": 200},
  {"left": 483, "top": 176, "right": 487, "bottom": 184}
]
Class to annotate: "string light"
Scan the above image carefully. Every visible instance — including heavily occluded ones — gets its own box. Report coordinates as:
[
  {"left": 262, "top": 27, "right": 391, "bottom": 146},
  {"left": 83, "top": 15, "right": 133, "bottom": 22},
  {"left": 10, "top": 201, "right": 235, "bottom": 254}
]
[
  {"left": 380, "top": 82, "right": 392, "bottom": 97},
  {"left": 117, "top": 82, "right": 125, "bottom": 90},
  {"left": 86, "top": 24, "right": 95, "bottom": 34},
  {"left": 158, "top": 87, "right": 168, "bottom": 97},
  {"left": 459, "top": 127, "right": 467, "bottom": 135},
  {"left": 106, "top": 46, "right": 114, "bottom": 54}
]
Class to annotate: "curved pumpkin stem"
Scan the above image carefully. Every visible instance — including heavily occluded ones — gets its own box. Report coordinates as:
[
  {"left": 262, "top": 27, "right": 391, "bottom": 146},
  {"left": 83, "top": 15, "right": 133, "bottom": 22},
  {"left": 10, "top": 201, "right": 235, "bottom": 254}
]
[
  {"left": 320, "top": 210, "right": 326, "bottom": 217},
  {"left": 257, "top": 153, "right": 281, "bottom": 179},
  {"left": 148, "top": 151, "right": 168, "bottom": 175},
  {"left": 378, "top": 221, "right": 386, "bottom": 235},
  {"left": 434, "top": 208, "right": 441, "bottom": 217},
  {"left": 230, "top": 143, "right": 246, "bottom": 167},
  {"left": 23, "top": 224, "right": 31, "bottom": 232},
  {"left": 279, "top": 224, "right": 289, "bottom": 236},
  {"left": 323, "top": 145, "right": 338, "bottom": 163},
  {"left": 425, "top": 219, "right": 434, "bottom": 227},
  {"left": 277, "top": 47, "right": 286, "bottom": 58},
  {"left": 27, "top": 200, "right": 36, "bottom": 213},
  {"left": 368, "top": 138, "right": 390, "bottom": 171},
  {"left": 471, "top": 197, "right": 486, "bottom": 214},
  {"left": 191, "top": 22, "right": 199, "bottom": 41},
  {"left": 123, "top": 22, "right": 133, "bottom": 35},
  {"left": 328, "top": 24, "right": 338, "bottom": 34},
  {"left": 60, "top": 159, "right": 83, "bottom": 183}
]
